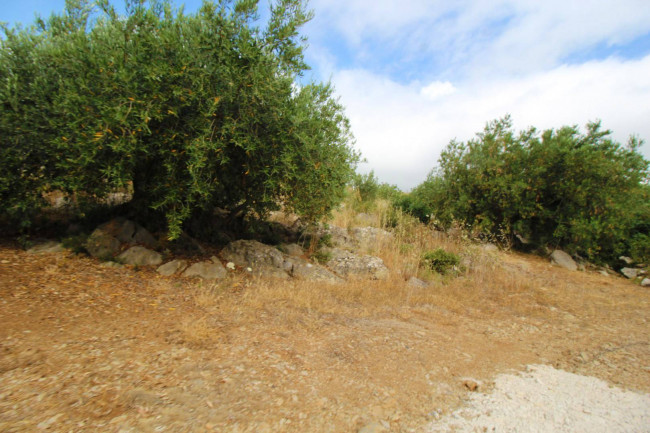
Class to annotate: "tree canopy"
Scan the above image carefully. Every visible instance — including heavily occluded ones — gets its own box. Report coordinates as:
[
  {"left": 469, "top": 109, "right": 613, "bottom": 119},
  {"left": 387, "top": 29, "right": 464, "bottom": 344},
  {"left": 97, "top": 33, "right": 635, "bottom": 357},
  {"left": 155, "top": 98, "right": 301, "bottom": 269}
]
[
  {"left": 0, "top": 0, "right": 359, "bottom": 238},
  {"left": 407, "top": 116, "right": 649, "bottom": 263}
]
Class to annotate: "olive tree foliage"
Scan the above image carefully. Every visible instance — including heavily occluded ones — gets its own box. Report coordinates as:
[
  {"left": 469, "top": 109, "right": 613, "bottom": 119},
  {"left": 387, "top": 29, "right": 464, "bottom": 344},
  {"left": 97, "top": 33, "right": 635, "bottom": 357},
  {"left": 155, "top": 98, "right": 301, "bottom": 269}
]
[
  {"left": 411, "top": 116, "right": 649, "bottom": 263},
  {"left": 0, "top": 0, "right": 359, "bottom": 238}
]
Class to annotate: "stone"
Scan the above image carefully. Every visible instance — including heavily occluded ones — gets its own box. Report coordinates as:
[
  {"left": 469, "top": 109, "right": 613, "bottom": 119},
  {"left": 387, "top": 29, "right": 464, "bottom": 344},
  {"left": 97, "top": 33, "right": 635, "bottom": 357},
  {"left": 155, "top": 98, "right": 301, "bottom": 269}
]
[
  {"left": 220, "top": 240, "right": 285, "bottom": 269},
  {"left": 27, "top": 241, "right": 65, "bottom": 254},
  {"left": 306, "top": 225, "right": 358, "bottom": 250},
  {"left": 97, "top": 217, "right": 158, "bottom": 249},
  {"left": 619, "top": 256, "right": 634, "bottom": 265},
  {"left": 133, "top": 225, "right": 158, "bottom": 249},
  {"left": 351, "top": 226, "right": 393, "bottom": 250},
  {"left": 117, "top": 246, "right": 163, "bottom": 266},
  {"left": 325, "top": 248, "right": 389, "bottom": 280},
  {"left": 182, "top": 260, "right": 227, "bottom": 280},
  {"left": 407, "top": 276, "right": 429, "bottom": 288},
  {"left": 463, "top": 379, "right": 481, "bottom": 392},
  {"left": 284, "top": 256, "right": 344, "bottom": 283},
  {"left": 85, "top": 228, "right": 121, "bottom": 259},
  {"left": 279, "top": 243, "right": 304, "bottom": 257},
  {"left": 550, "top": 250, "right": 577, "bottom": 271},
  {"left": 620, "top": 267, "right": 639, "bottom": 279},
  {"left": 641, "top": 278, "right": 650, "bottom": 287},
  {"left": 157, "top": 260, "right": 188, "bottom": 276},
  {"left": 98, "top": 217, "right": 136, "bottom": 244}
]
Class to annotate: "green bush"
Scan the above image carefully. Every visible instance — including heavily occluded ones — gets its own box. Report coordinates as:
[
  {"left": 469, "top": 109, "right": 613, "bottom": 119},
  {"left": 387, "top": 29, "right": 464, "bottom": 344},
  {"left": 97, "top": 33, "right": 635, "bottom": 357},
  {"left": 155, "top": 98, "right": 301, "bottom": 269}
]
[
  {"left": 421, "top": 249, "right": 460, "bottom": 275},
  {"left": 412, "top": 116, "right": 649, "bottom": 263},
  {"left": 0, "top": 0, "right": 359, "bottom": 239}
]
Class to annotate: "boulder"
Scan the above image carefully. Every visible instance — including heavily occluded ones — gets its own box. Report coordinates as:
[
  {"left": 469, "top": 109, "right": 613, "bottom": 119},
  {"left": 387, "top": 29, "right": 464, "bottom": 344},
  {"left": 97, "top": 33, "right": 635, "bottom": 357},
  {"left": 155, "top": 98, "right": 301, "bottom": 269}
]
[
  {"left": 306, "top": 225, "right": 358, "bottom": 250},
  {"left": 351, "top": 226, "right": 393, "bottom": 250},
  {"left": 407, "top": 276, "right": 429, "bottom": 288},
  {"left": 182, "top": 259, "right": 227, "bottom": 280},
  {"left": 98, "top": 217, "right": 136, "bottom": 244},
  {"left": 220, "top": 240, "right": 285, "bottom": 269},
  {"left": 27, "top": 241, "right": 65, "bottom": 254},
  {"left": 117, "top": 246, "right": 163, "bottom": 266},
  {"left": 279, "top": 243, "right": 304, "bottom": 257},
  {"left": 157, "top": 259, "right": 188, "bottom": 276},
  {"left": 550, "top": 250, "right": 577, "bottom": 271},
  {"left": 97, "top": 217, "right": 158, "bottom": 249},
  {"left": 283, "top": 256, "right": 343, "bottom": 284},
  {"left": 325, "top": 248, "right": 389, "bottom": 280},
  {"left": 641, "top": 278, "right": 650, "bottom": 287},
  {"left": 620, "top": 267, "right": 639, "bottom": 279},
  {"left": 84, "top": 228, "right": 121, "bottom": 259},
  {"left": 619, "top": 256, "right": 634, "bottom": 265}
]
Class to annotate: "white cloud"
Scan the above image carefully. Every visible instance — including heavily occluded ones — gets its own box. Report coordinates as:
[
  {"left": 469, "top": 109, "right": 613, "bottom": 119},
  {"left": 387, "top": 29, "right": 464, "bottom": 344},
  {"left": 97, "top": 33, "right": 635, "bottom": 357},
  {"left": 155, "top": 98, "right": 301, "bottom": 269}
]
[
  {"left": 307, "top": 0, "right": 650, "bottom": 78},
  {"left": 421, "top": 81, "right": 456, "bottom": 100},
  {"left": 333, "top": 55, "right": 650, "bottom": 190}
]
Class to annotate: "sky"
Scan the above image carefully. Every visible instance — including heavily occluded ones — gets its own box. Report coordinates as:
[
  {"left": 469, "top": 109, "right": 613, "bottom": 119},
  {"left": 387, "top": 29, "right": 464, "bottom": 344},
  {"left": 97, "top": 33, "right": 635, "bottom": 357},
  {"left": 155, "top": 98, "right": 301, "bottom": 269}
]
[{"left": 3, "top": 0, "right": 650, "bottom": 190}]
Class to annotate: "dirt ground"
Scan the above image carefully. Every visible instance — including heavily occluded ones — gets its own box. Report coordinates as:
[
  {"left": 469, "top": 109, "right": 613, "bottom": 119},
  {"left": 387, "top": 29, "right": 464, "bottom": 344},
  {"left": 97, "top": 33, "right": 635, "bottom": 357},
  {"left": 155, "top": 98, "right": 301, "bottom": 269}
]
[{"left": 1, "top": 241, "right": 648, "bottom": 432}]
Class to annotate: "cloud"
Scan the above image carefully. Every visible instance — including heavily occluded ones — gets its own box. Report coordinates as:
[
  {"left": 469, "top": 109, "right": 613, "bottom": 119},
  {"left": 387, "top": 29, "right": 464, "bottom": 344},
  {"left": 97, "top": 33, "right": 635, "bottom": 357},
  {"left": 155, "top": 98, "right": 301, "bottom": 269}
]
[
  {"left": 306, "top": 0, "right": 650, "bottom": 79},
  {"left": 421, "top": 81, "right": 456, "bottom": 100},
  {"left": 333, "top": 55, "right": 650, "bottom": 190}
]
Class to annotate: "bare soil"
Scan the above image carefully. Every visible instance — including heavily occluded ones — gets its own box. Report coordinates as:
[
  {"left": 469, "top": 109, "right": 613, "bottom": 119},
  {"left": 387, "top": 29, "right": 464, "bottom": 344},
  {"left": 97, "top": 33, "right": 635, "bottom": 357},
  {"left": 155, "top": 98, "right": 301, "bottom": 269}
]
[{"left": 0, "top": 242, "right": 648, "bottom": 432}]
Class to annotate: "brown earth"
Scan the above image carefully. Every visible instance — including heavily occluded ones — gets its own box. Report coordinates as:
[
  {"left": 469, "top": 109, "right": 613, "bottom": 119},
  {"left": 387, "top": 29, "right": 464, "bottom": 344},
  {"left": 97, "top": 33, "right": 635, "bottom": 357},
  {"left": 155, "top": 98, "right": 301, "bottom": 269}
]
[{"left": 0, "top": 241, "right": 648, "bottom": 432}]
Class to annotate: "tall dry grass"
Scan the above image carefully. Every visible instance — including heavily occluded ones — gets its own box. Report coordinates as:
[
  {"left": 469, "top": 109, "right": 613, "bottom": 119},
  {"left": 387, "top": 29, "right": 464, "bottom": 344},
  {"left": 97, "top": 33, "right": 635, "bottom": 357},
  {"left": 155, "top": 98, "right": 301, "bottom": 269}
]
[{"left": 176, "top": 195, "right": 538, "bottom": 338}]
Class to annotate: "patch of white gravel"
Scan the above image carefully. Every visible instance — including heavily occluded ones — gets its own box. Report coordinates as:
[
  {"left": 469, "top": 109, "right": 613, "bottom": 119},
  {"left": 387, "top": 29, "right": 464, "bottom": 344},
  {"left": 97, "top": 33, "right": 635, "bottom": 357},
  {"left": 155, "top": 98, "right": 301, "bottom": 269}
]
[{"left": 428, "top": 364, "right": 650, "bottom": 433}]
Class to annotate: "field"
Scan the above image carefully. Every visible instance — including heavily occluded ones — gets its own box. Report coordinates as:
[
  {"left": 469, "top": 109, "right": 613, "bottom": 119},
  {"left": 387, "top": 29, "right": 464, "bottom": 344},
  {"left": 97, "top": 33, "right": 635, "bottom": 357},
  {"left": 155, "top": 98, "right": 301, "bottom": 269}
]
[{"left": 1, "top": 216, "right": 648, "bottom": 432}]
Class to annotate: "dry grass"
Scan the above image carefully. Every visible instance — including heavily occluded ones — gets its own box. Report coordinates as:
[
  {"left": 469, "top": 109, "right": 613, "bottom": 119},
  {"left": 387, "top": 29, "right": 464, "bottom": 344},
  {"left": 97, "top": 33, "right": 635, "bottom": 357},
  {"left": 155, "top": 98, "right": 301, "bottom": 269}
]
[{"left": 181, "top": 197, "right": 548, "bottom": 330}]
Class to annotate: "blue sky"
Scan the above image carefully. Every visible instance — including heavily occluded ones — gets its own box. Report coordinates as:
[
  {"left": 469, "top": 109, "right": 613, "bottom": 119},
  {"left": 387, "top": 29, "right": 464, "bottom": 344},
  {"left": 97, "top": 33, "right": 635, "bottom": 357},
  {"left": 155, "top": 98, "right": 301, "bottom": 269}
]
[{"left": 3, "top": 0, "right": 650, "bottom": 189}]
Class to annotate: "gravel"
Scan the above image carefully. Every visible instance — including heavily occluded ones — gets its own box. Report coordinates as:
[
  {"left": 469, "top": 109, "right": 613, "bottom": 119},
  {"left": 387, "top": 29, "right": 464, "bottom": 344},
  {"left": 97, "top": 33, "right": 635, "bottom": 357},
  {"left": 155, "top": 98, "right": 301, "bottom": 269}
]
[{"left": 428, "top": 364, "right": 650, "bottom": 433}]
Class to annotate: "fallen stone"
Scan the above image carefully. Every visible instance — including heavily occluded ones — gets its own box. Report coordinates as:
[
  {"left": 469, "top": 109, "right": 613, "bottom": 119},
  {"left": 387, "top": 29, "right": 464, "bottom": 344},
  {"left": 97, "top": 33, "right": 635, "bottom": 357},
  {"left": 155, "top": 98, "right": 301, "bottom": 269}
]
[
  {"left": 550, "top": 250, "right": 577, "bottom": 271},
  {"left": 407, "top": 276, "right": 429, "bottom": 288},
  {"left": 279, "top": 243, "right": 304, "bottom": 257},
  {"left": 351, "top": 226, "right": 393, "bottom": 250},
  {"left": 641, "top": 278, "right": 650, "bottom": 287},
  {"left": 157, "top": 259, "right": 188, "bottom": 276},
  {"left": 619, "top": 256, "right": 634, "bottom": 265},
  {"left": 220, "top": 240, "right": 285, "bottom": 269},
  {"left": 326, "top": 248, "right": 389, "bottom": 280},
  {"left": 85, "top": 228, "right": 121, "bottom": 259},
  {"left": 284, "top": 256, "right": 343, "bottom": 283},
  {"left": 117, "top": 246, "right": 163, "bottom": 266},
  {"left": 182, "top": 260, "right": 227, "bottom": 280},
  {"left": 97, "top": 217, "right": 158, "bottom": 248},
  {"left": 27, "top": 241, "right": 65, "bottom": 254},
  {"left": 98, "top": 217, "right": 136, "bottom": 244},
  {"left": 621, "top": 267, "right": 639, "bottom": 279},
  {"left": 463, "top": 379, "right": 481, "bottom": 392}
]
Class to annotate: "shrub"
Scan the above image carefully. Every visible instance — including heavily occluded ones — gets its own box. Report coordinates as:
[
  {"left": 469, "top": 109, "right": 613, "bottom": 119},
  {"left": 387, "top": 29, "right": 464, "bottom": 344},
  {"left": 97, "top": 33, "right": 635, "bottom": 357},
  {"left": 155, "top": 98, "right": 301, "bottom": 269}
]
[
  {"left": 421, "top": 249, "right": 460, "bottom": 275},
  {"left": 412, "top": 116, "right": 649, "bottom": 263}
]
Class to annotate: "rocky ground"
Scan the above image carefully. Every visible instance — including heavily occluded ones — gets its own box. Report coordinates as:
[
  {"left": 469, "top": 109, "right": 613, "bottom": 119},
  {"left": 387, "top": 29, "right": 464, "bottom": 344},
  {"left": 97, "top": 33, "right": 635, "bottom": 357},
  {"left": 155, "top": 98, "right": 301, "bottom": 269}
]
[{"left": 1, "top": 239, "right": 649, "bottom": 432}]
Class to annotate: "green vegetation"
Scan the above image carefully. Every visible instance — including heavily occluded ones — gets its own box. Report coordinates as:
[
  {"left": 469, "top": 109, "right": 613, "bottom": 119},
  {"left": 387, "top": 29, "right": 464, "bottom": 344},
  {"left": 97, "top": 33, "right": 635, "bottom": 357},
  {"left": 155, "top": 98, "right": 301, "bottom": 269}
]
[
  {"left": 421, "top": 249, "right": 460, "bottom": 275},
  {"left": 406, "top": 116, "right": 649, "bottom": 263},
  {"left": 350, "top": 170, "right": 402, "bottom": 212},
  {"left": 0, "top": 0, "right": 359, "bottom": 239}
]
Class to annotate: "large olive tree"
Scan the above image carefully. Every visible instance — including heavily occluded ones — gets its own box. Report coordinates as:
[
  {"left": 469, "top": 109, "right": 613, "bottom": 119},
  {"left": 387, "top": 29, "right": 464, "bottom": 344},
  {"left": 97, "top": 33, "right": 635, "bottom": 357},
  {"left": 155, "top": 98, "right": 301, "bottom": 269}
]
[{"left": 0, "top": 0, "right": 359, "bottom": 238}]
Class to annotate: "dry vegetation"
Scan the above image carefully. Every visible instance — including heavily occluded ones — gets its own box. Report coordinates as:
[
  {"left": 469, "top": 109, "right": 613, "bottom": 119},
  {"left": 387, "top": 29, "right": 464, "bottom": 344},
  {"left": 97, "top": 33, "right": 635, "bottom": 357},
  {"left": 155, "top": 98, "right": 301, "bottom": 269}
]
[{"left": 1, "top": 200, "right": 649, "bottom": 432}]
